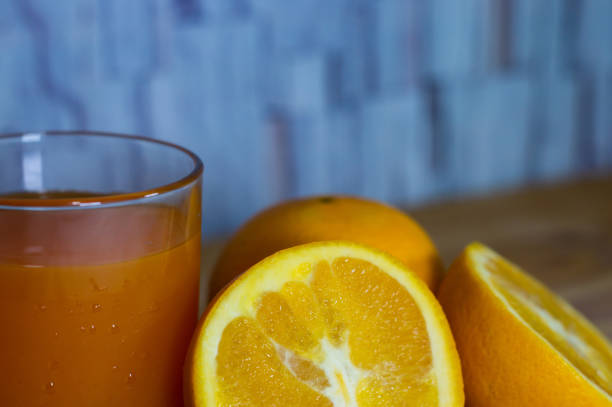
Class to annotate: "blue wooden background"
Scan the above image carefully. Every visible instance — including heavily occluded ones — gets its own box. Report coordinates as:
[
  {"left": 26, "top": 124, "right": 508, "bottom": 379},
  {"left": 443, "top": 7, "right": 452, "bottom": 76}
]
[{"left": 1, "top": 0, "right": 612, "bottom": 237}]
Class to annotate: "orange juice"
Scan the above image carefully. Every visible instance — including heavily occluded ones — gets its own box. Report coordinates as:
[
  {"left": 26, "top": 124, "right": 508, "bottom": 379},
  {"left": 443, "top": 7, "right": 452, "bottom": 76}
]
[{"left": 0, "top": 194, "right": 201, "bottom": 406}]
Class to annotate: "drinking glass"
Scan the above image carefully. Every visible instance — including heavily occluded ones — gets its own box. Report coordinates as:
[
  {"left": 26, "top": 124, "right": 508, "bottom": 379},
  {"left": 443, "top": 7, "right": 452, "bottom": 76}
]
[{"left": 0, "top": 131, "right": 202, "bottom": 406}]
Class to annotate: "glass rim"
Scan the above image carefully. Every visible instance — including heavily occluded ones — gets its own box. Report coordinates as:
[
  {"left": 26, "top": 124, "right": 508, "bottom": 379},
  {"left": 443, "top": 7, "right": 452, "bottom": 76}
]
[{"left": 0, "top": 130, "right": 203, "bottom": 210}]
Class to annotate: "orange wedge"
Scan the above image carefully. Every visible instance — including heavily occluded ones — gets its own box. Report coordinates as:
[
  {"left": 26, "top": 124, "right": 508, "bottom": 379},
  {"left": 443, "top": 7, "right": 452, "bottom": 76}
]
[
  {"left": 186, "top": 241, "right": 464, "bottom": 406},
  {"left": 438, "top": 242, "right": 612, "bottom": 406}
]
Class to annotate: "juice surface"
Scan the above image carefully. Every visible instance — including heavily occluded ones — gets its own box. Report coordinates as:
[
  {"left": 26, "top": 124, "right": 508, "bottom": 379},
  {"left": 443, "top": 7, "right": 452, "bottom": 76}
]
[{"left": 0, "top": 193, "right": 201, "bottom": 406}]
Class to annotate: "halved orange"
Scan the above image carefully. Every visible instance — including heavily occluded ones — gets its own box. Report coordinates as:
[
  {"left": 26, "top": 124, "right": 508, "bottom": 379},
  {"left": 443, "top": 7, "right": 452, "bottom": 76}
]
[
  {"left": 438, "top": 242, "right": 612, "bottom": 406},
  {"left": 186, "top": 241, "right": 463, "bottom": 406}
]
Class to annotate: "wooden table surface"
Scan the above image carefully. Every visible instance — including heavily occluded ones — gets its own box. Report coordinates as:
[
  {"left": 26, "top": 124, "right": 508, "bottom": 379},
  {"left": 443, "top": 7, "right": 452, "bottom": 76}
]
[{"left": 201, "top": 176, "right": 612, "bottom": 339}]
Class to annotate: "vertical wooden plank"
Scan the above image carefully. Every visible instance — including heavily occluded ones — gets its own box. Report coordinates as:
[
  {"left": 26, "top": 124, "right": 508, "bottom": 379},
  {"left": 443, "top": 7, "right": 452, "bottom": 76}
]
[
  {"left": 202, "top": 0, "right": 251, "bottom": 20},
  {"left": 256, "top": 0, "right": 346, "bottom": 51},
  {"left": 29, "top": 0, "right": 99, "bottom": 89},
  {"left": 96, "top": 0, "right": 159, "bottom": 79},
  {"left": 285, "top": 53, "right": 331, "bottom": 196},
  {"left": 0, "top": 0, "right": 25, "bottom": 190},
  {"left": 485, "top": 77, "right": 531, "bottom": 187},
  {"left": 485, "top": 77, "right": 531, "bottom": 188},
  {"left": 84, "top": 82, "right": 140, "bottom": 134},
  {"left": 7, "top": 0, "right": 83, "bottom": 130},
  {"left": 287, "top": 55, "right": 328, "bottom": 116},
  {"left": 442, "top": 76, "right": 531, "bottom": 193},
  {"left": 251, "top": 0, "right": 326, "bottom": 53},
  {"left": 375, "top": 0, "right": 425, "bottom": 93},
  {"left": 513, "top": 0, "right": 564, "bottom": 73},
  {"left": 427, "top": 0, "right": 492, "bottom": 78},
  {"left": 222, "top": 21, "right": 279, "bottom": 229},
  {"left": 97, "top": 0, "right": 167, "bottom": 135},
  {"left": 572, "top": 76, "right": 598, "bottom": 172},
  {"left": 0, "top": 1, "right": 23, "bottom": 132},
  {"left": 361, "top": 90, "right": 434, "bottom": 204},
  {"left": 225, "top": 21, "right": 275, "bottom": 216},
  {"left": 327, "top": 109, "right": 363, "bottom": 195},
  {"left": 154, "top": 0, "right": 177, "bottom": 70},
  {"left": 339, "top": 1, "right": 378, "bottom": 101},
  {"left": 288, "top": 114, "right": 331, "bottom": 196},
  {"left": 593, "top": 74, "right": 612, "bottom": 168},
  {"left": 173, "top": 0, "right": 205, "bottom": 22},
  {"left": 529, "top": 77, "right": 578, "bottom": 180},
  {"left": 577, "top": 0, "right": 612, "bottom": 73},
  {"left": 313, "top": 0, "right": 349, "bottom": 51}
]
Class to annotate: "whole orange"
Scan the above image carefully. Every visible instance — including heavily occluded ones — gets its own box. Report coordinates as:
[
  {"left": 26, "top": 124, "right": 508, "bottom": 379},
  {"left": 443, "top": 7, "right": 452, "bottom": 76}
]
[{"left": 209, "top": 196, "right": 443, "bottom": 298}]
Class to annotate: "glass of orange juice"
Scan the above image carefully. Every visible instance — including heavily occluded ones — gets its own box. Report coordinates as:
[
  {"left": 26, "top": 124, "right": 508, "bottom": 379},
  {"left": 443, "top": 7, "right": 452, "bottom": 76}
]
[{"left": 0, "top": 131, "right": 202, "bottom": 406}]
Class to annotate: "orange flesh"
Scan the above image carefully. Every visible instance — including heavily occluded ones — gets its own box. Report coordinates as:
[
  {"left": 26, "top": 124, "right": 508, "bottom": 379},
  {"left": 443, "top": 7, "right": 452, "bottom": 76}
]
[
  {"left": 482, "top": 256, "right": 612, "bottom": 396},
  {"left": 215, "top": 257, "right": 437, "bottom": 406}
]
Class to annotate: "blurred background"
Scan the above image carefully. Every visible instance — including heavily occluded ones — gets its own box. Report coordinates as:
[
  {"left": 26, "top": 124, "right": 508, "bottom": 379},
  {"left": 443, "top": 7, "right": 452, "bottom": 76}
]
[{"left": 1, "top": 0, "right": 611, "bottom": 237}]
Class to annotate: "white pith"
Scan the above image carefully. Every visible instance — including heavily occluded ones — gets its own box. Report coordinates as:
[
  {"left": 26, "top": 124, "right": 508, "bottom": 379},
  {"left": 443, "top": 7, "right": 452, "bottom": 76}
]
[{"left": 274, "top": 337, "right": 365, "bottom": 406}]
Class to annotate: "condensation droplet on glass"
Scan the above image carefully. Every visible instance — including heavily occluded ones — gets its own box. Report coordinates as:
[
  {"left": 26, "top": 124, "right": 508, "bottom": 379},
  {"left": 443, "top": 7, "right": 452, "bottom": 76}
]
[
  {"left": 92, "top": 303, "right": 102, "bottom": 312},
  {"left": 38, "top": 304, "right": 48, "bottom": 312},
  {"left": 89, "top": 324, "right": 96, "bottom": 333},
  {"left": 79, "top": 325, "right": 87, "bottom": 333},
  {"left": 112, "top": 365, "right": 119, "bottom": 371},
  {"left": 126, "top": 372, "right": 135, "bottom": 384},
  {"left": 90, "top": 278, "right": 107, "bottom": 292},
  {"left": 54, "top": 331, "right": 60, "bottom": 337},
  {"left": 111, "top": 323, "right": 120, "bottom": 333},
  {"left": 45, "top": 381, "right": 55, "bottom": 394}
]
